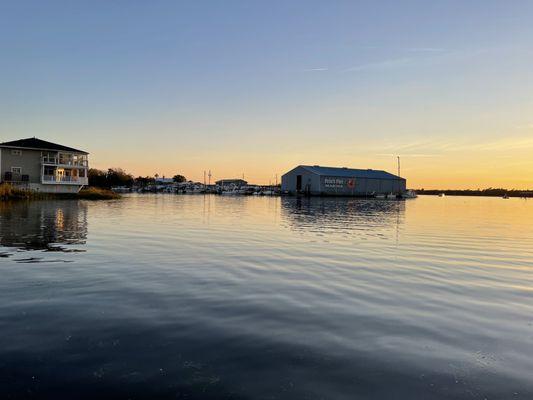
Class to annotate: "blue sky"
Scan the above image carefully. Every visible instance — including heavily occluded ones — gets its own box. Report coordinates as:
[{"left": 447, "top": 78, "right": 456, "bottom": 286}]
[{"left": 1, "top": 1, "right": 533, "bottom": 187}]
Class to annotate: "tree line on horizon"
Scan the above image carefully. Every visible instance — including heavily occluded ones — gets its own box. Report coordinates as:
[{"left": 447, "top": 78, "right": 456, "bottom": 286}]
[
  {"left": 88, "top": 168, "right": 186, "bottom": 189},
  {"left": 416, "top": 188, "right": 533, "bottom": 197}
]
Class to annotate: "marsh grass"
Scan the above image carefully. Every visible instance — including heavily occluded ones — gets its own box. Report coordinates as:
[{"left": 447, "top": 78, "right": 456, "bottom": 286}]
[
  {"left": 0, "top": 183, "right": 46, "bottom": 200},
  {"left": 0, "top": 183, "right": 120, "bottom": 201}
]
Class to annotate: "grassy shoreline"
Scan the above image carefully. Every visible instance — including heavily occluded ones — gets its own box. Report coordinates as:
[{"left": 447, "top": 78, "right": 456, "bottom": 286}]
[{"left": 0, "top": 184, "right": 121, "bottom": 201}]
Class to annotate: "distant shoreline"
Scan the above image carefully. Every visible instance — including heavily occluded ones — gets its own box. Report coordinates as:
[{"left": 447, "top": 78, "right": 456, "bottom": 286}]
[{"left": 415, "top": 189, "right": 533, "bottom": 198}]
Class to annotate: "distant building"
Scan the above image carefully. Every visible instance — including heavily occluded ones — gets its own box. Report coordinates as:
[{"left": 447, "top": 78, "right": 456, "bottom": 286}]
[
  {"left": 0, "top": 137, "right": 89, "bottom": 193},
  {"left": 281, "top": 165, "right": 406, "bottom": 196},
  {"left": 215, "top": 179, "right": 248, "bottom": 188}
]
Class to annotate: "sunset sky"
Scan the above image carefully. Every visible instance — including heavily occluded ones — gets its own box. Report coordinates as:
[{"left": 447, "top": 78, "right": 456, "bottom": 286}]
[{"left": 1, "top": 1, "right": 532, "bottom": 188}]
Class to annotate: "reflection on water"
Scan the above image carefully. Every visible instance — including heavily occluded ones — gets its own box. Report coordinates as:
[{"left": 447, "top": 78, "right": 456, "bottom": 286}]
[
  {"left": 281, "top": 196, "right": 404, "bottom": 239},
  {"left": 0, "top": 201, "right": 87, "bottom": 258},
  {"left": 0, "top": 195, "right": 533, "bottom": 399}
]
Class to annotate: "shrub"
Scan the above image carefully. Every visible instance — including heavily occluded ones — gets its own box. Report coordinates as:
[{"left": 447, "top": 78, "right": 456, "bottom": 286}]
[{"left": 77, "top": 187, "right": 121, "bottom": 200}]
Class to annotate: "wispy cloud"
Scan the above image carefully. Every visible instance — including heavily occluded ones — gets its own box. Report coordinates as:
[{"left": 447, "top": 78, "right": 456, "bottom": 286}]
[
  {"left": 514, "top": 123, "right": 533, "bottom": 130},
  {"left": 380, "top": 139, "right": 458, "bottom": 153},
  {"left": 474, "top": 137, "right": 533, "bottom": 151},
  {"left": 406, "top": 47, "right": 446, "bottom": 53},
  {"left": 353, "top": 44, "right": 447, "bottom": 52},
  {"left": 302, "top": 67, "right": 328, "bottom": 72},
  {"left": 343, "top": 57, "right": 412, "bottom": 72},
  {"left": 375, "top": 153, "right": 442, "bottom": 158},
  {"left": 372, "top": 134, "right": 533, "bottom": 155},
  {"left": 305, "top": 45, "right": 450, "bottom": 74}
]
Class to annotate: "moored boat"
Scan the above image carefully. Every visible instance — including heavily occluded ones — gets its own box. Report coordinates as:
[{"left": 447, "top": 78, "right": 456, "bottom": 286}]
[{"left": 402, "top": 190, "right": 418, "bottom": 199}]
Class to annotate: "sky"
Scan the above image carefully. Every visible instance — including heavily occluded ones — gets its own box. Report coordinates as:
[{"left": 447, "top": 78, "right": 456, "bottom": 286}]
[{"left": 1, "top": 1, "right": 533, "bottom": 189}]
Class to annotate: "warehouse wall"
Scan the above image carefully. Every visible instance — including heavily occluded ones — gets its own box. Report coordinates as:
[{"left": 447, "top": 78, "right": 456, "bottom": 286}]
[
  {"left": 348, "top": 177, "right": 406, "bottom": 195},
  {"left": 319, "top": 176, "right": 406, "bottom": 195},
  {"left": 282, "top": 167, "right": 406, "bottom": 196},
  {"left": 281, "top": 166, "right": 321, "bottom": 194}
]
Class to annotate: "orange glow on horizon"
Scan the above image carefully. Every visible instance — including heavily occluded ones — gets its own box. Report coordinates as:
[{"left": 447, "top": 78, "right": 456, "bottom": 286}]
[{"left": 89, "top": 138, "right": 533, "bottom": 190}]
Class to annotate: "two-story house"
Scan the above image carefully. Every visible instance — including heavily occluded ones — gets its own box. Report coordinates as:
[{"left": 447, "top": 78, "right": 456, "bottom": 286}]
[{"left": 0, "top": 137, "right": 89, "bottom": 193}]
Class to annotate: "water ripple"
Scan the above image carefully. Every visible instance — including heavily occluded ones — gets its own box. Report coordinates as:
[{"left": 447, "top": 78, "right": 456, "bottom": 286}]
[{"left": 0, "top": 195, "right": 532, "bottom": 399}]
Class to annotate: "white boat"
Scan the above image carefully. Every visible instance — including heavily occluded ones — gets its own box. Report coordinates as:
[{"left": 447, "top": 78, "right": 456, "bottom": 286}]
[
  {"left": 185, "top": 187, "right": 205, "bottom": 194},
  {"left": 438, "top": 193, "right": 446, "bottom": 197},
  {"left": 111, "top": 186, "right": 130, "bottom": 193},
  {"left": 402, "top": 190, "right": 418, "bottom": 199},
  {"left": 193, "top": 187, "right": 206, "bottom": 194},
  {"left": 221, "top": 188, "right": 239, "bottom": 195}
]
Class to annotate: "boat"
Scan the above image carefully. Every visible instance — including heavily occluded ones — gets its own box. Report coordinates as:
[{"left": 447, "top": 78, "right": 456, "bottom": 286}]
[
  {"left": 438, "top": 193, "right": 445, "bottom": 197},
  {"left": 402, "top": 190, "right": 418, "bottom": 199},
  {"left": 111, "top": 186, "right": 130, "bottom": 193},
  {"left": 220, "top": 186, "right": 240, "bottom": 195},
  {"left": 503, "top": 194, "right": 509, "bottom": 199},
  {"left": 185, "top": 186, "right": 205, "bottom": 194}
]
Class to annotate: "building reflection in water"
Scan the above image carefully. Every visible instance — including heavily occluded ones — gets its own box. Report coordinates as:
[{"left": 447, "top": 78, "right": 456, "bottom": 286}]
[
  {"left": 0, "top": 200, "right": 88, "bottom": 253},
  {"left": 280, "top": 196, "right": 405, "bottom": 241}
]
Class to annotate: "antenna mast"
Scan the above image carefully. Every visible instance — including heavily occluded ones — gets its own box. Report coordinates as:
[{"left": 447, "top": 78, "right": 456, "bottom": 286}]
[{"left": 397, "top": 156, "right": 401, "bottom": 177}]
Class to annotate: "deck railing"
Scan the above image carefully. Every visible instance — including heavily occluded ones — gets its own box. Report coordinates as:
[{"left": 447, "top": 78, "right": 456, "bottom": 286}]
[
  {"left": 41, "top": 156, "right": 88, "bottom": 167},
  {"left": 42, "top": 175, "right": 88, "bottom": 185}
]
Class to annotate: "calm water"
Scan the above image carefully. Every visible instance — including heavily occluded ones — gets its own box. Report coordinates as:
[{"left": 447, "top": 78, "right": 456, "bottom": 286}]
[{"left": 1, "top": 195, "right": 532, "bottom": 399}]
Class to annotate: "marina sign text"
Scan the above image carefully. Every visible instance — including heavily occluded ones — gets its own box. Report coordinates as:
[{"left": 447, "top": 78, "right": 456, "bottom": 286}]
[{"left": 324, "top": 178, "right": 356, "bottom": 189}]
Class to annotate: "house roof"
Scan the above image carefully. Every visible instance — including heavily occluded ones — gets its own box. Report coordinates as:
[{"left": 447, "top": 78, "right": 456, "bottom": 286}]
[
  {"left": 298, "top": 165, "right": 403, "bottom": 180},
  {"left": 0, "top": 137, "right": 88, "bottom": 154}
]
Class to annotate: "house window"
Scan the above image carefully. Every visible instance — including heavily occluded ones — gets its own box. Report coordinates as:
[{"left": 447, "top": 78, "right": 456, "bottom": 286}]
[
  {"left": 11, "top": 150, "right": 22, "bottom": 156},
  {"left": 79, "top": 169, "right": 86, "bottom": 177},
  {"left": 11, "top": 167, "right": 22, "bottom": 174}
]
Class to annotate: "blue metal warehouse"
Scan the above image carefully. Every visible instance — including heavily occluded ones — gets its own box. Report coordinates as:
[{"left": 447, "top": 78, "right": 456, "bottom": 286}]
[{"left": 281, "top": 165, "right": 406, "bottom": 196}]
